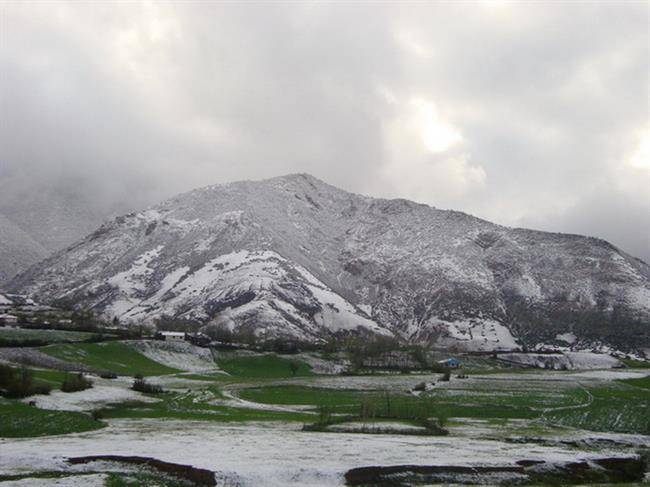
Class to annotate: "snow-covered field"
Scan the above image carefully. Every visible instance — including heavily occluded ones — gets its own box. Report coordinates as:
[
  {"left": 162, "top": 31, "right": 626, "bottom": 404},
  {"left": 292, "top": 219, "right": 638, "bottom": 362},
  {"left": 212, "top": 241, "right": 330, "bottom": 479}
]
[
  {"left": 264, "top": 368, "right": 648, "bottom": 393},
  {"left": 0, "top": 419, "right": 640, "bottom": 487},
  {"left": 126, "top": 340, "right": 219, "bottom": 372},
  {"left": 0, "top": 474, "right": 108, "bottom": 487},
  {"left": 497, "top": 351, "right": 622, "bottom": 370},
  {"left": 21, "top": 377, "right": 160, "bottom": 412}
]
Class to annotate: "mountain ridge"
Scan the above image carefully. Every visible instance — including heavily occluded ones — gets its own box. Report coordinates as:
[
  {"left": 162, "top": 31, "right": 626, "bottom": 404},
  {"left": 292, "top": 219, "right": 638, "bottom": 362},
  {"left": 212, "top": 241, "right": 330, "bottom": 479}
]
[{"left": 8, "top": 173, "right": 650, "bottom": 353}]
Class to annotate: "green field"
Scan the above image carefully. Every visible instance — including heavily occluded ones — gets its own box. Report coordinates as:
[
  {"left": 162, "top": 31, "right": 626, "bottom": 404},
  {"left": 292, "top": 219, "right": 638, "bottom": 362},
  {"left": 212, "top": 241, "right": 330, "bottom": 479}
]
[
  {"left": 217, "top": 354, "right": 314, "bottom": 378},
  {"left": 238, "top": 374, "right": 650, "bottom": 434},
  {"left": 42, "top": 342, "right": 180, "bottom": 376},
  {"left": 27, "top": 367, "right": 68, "bottom": 389},
  {"left": 239, "top": 384, "right": 543, "bottom": 420},
  {"left": 99, "top": 387, "right": 313, "bottom": 423},
  {"left": 621, "top": 358, "right": 650, "bottom": 369},
  {"left": 620, "top": 375, "right": 650, "bottom": 389},
  {"left": 547, "top": 382, "right": 650, "bottom": 434},
  {"left": 0, "top": 400, "right": 104, "bottom": 437},
  {"left": 240, "top": 385, "right": 366, "bottom": 408}
]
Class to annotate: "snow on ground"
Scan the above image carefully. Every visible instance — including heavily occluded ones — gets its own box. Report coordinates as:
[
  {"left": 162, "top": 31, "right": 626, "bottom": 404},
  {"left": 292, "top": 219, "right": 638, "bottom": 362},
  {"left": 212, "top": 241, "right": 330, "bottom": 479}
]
[
  {"left": 497, "top": 352, "right": 622, "bottom": 370},
  {"left": 434, "top": 319, "right": 520, "bottom": 352},
  {"left": 216, "top": 390, "right": 313, "bottom": 413},
  {"left": 22, "top": 377, "right": 160, "bottom": 412},
  {"left": 0, "top": 474, "right": 108, "bottom": 487},
  {"left": 107, "top": 246, "right": 163, "bottom": 295},
  {"left": 126, "top": 340, "right": 218, "bottom": 372},
  {"left": 309, "top": 284, "right": 389, "bottom": 335},
  {"left": 555, "top": 332, "right": 577, "bottom": 344},
  {"left": 259, "top": 368, "right": 649, "bottom": 395},
  {"left": 259, "top": 373, "right": 446, "bottom": 392},
  {"left": 0, "top": 348, "right": 94, "bottom": 372},
  {"left": 0, "top": 419, "right": 637, "bottom": 487},
  {"left": 448, "top": 417, "right": 650, "bottom": 448},
  {"left": 570, "top": 369, "right": 650, "bottom": 380},
  {"left": 292, "top": 352, "right": 348, "bottom": 375}
]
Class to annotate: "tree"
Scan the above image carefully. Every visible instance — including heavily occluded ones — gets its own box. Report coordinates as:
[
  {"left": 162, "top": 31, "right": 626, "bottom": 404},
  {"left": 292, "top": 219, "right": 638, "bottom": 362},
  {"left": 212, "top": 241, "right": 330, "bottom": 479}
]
[{"left": 411, "top": 346, "right": 429, "bottom": 369}]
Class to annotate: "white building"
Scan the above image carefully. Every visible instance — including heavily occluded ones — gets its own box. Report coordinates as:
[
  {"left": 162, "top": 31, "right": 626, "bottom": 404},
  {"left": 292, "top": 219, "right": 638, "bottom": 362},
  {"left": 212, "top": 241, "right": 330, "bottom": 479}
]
[
  {"left": 159, "top": 331, "right": 186, "bottom": 341},
  {"left": 0, "top": 314, "right": 19, "bottom": 325}
]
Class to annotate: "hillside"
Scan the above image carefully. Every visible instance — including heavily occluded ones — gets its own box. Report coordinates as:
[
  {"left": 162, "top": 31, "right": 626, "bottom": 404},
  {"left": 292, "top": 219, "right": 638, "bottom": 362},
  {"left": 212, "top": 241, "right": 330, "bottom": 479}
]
[{"left": 9, "top": 174, "right": 650, "bottom": 352}]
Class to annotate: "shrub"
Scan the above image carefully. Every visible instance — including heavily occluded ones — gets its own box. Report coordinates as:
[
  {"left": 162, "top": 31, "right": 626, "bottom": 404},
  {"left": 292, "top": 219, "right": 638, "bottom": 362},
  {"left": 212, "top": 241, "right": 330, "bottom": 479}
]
[
  {"left": 30, "top": 384, "right": 52, "bottom": 395},
  {"left": 411, "top": 347, "right": 429, "bottom": 369},
  {"left": 289, "top": 360, "right": 300, "bottom": 376},
  {"left": 132, "top": 378, "right": 163, "bottom": 394},
  {"left": 318, "top": 404, "right": 332, "bottom": 425},
  {"left": 0, "top": 364, "right": 14, "bottom": 387},
  {"left": 1, "top": 366, "right": 50, "bottom": 398},
  {"left": 61, "top": 373, "right": 93, "bottom": 393},
  {"left": 430, "top": 362, "right": 448, "bottom": 373},
  {"left": 3, "top": 367, "right": 34, "bottom": 398},
  {"left": 413, "top": 382, "right": 426, "bottom": 392}
]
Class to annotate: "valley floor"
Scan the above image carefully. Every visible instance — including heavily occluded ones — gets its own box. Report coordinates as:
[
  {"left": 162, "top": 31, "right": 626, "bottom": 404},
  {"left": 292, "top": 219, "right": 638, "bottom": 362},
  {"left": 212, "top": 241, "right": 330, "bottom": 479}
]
[
  {"left": 0, "top": 339, "right": 649, "bottom": 486},
  {"left": 2, "top": 418, "right": 649, "bottom": 487}
]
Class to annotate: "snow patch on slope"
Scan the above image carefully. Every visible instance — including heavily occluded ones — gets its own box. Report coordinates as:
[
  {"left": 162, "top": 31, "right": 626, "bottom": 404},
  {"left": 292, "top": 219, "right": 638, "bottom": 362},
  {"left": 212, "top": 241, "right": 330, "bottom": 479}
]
[
  {"left": 435, "top": 319, "right": 520, "bottom": 351},
  {"left": 23, "top": 377, "right": 159, "bottom": 411},
  {"left": 105, "top": 249, "right": 390, "bottom": 340},
  {"left": 498, "top": 352, "right": 622, "bottom": 370},
  {"left": 127, "top": 340, "right": 218, "bottom": 372}
]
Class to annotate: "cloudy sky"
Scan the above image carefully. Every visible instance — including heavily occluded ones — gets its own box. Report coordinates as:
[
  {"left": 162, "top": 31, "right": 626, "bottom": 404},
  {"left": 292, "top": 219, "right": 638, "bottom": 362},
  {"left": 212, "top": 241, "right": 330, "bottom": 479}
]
[{"left": 1, "top": 1, "right": 649, "bottom": 261}]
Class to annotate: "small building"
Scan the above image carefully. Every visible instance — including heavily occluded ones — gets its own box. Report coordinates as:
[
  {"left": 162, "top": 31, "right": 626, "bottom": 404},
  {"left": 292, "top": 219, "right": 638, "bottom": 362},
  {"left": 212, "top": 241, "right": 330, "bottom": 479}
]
[
  {"left": 438, "top": 358, "right": 461, "bottom": 369},
  {"left": 0, "top": 313, "right": 19, "bottom": 325},
  {"left": 157, "top": 331, "right": 186, "bottom": 342}
]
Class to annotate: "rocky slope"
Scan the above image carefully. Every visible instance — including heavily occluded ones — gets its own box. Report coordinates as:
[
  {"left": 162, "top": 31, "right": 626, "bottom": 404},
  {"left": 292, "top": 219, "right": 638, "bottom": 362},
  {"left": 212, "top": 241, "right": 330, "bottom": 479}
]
[{"left": 8, "top": 174, "right": 650, "bottom": 351}]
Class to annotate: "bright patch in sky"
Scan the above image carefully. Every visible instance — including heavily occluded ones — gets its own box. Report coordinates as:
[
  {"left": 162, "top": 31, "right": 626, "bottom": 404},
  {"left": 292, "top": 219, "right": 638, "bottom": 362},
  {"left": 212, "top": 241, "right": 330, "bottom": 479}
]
[
  {"left": 628, "top": 129, "right": 650, "bottom": 169},
  {"left": 411, "top": 98, "right": 462, "bottom": 153}
]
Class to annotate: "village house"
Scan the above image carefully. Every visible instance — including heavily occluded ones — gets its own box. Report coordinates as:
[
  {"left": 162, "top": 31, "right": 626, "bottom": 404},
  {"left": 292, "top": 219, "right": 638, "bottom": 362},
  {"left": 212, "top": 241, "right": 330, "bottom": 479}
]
[
  {"left": 438, "top": 357, "right": 462, "bottom": 369},
  {"left": 0, "top": 313, "right": 19, "bottom": 325},
  {"left": 156, "top": 331, "right": 187, "bottom": 342}
]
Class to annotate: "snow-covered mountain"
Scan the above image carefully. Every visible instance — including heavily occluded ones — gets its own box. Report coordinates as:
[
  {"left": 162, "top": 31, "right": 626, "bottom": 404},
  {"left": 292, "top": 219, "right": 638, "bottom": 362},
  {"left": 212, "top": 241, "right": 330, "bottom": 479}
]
[{"left": 8, "top": 174, "right": 650, "bottom": 351}]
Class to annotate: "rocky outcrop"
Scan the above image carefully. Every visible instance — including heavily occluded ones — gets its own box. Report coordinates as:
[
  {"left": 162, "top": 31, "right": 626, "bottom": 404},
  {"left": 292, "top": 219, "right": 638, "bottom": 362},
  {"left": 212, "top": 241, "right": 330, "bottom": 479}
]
[
  {"left": 344, "top": 456, "right": 646, "bottom": 486},
  {"left": 67, "top": 455, "right": 216, "bottom": 486}
]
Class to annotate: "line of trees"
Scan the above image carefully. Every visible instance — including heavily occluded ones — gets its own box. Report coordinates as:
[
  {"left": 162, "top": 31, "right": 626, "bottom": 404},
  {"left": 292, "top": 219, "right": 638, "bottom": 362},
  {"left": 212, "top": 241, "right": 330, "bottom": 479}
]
[{"left": 0, "top": 365, "right": 51, "bottom": 398}]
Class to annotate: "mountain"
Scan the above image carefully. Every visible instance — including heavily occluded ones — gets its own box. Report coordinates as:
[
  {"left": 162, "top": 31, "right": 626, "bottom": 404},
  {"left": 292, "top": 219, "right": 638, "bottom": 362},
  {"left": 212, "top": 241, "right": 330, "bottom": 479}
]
[
  {"left": 0, "top": 213, "right": 48, "bottom": 283},
  {"left": 8, "top": 174, "right": 650, "bottom": 352}
]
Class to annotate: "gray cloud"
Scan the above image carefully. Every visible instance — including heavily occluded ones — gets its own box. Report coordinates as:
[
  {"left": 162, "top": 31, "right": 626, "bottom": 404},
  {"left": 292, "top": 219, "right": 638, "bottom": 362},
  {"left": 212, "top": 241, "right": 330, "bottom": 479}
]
[{"left": 1, "top": 1, "right": 648, "bottom": 260}]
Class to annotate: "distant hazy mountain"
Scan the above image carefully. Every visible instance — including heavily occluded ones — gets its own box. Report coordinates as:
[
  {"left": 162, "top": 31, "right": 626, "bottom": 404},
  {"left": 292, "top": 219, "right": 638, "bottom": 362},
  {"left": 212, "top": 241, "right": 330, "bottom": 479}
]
[
  {"left": 0, "top": 213, "right": 47, "bottom": 283},
  {"left": 0, "top": 178, "right": 131, "bottom": 282},
  {"left": 9, "top": 174, "right": 650, "bottom": 352}
]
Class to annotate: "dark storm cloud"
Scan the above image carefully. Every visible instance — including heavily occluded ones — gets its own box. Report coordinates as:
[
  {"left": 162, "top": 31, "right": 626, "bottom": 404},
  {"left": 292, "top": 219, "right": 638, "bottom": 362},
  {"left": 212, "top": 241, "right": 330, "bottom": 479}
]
[{"left": 1, "top": 1, "right": 648, "bottom": 260}]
